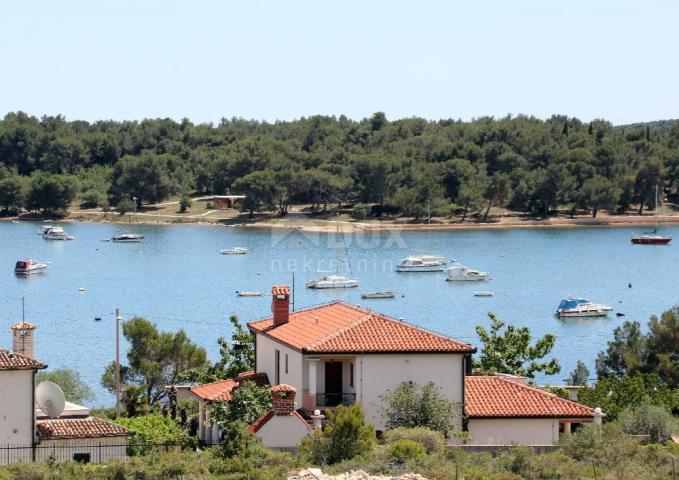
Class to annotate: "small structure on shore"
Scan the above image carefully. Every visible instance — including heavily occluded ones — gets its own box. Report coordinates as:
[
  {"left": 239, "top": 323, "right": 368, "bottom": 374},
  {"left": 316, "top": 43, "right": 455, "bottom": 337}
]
[{"left": 209, "top": 195, "right": 246, "bottom": 209}]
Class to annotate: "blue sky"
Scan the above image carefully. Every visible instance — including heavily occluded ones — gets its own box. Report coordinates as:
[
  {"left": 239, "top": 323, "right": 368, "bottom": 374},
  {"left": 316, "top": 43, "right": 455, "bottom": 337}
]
[{"left": 1, "top": 1, "right": 677, "bottom": 124}]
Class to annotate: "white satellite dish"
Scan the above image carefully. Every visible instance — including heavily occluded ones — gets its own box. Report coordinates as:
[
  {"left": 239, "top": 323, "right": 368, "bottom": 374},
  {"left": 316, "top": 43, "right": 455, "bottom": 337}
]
[{"left": 36, "top": 381, "right": 66, "bottom": 419}]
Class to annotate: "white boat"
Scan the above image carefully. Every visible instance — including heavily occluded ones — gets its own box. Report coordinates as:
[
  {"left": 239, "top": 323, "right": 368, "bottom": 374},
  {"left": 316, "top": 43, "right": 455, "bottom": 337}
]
[
  {"left": 307, "top": 274, "right": 359, "bottom": 289},
  {"left": 15, "top": 259, "right": 49, "bottom": 275},
  {"left": 237, "top": 291, "right": 264, "bottom": 297},
  {"left": 361, "top": 291, "right": 396, "bottom": 299},
  {"left": 111, "top": 233, "right": 144, "bottom": 243},
  {"left": 42, "top": 226, "right": 74, "bottom": 240},
  {"left": 220, "top": 247, "right": 248, "bottom": 255},
  {"left": 307, "top": 210, "right": 359, "bottom": 289},
  {"left": 395, "top": 255, "right": 447, "bottom": 272},
  {"left": 556, "top": 298, "right": 613, "bottom": 317},
  {"left": 396, "top": 206, "right": 447, "bottom": 272},
  {"left": 446, "top": 264, "right": 491, "bottom": 281},
  {"left": 474, "top": 291, "right": 494, "bottom": 297}
]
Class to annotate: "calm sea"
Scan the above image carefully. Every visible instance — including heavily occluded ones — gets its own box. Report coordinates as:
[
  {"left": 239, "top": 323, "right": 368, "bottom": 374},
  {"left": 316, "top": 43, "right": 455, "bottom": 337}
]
[{"left": 1, "top": 221, "right": 677, "bottom": 406}]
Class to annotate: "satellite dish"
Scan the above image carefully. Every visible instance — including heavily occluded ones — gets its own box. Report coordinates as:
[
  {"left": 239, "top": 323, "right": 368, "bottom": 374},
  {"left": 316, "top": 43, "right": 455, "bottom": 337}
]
[{"left": 36, "top": 381, "right": 66, "bottom": 419}]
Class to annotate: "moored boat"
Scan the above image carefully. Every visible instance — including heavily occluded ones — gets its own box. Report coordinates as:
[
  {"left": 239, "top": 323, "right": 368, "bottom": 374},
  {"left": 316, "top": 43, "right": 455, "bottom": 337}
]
[
  {"left": 111, "top": 232, "right": 144, "bottom": 243},
  {"left": 220, "top": 247, "right": 248, "bottom": 254},
  {"left": 631, "top": 186, "right": 671, "bottom": 245},
  {"left": 307, "top": 274, "right": 359, "bottom": 289},
  {"left": 42, "top": 226, "right": 74, "bottom": 240},
  {"left": 474, "top": 291, "right": 494, "bottom": 297},
  {"left": 395, "top": 255, "right": 447, "bottom": 272},
  {"left": 237, "top": 290, "right": 264, "bottom": 297},
  {"left": 556, "top": 298, "right": 612, "bottom": 317},
  {"left": 361, "top": 291, "right": 396, "bottom": 299},
  {"left": 15, "top": 259, "right": 49, "bottom": 275},
  {"left": 446, "top": 264, "right": 491, "bottom": 281}
]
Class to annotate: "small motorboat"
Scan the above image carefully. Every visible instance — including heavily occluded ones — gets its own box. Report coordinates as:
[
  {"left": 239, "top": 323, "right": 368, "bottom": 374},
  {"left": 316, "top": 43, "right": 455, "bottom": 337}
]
[
  {"left": 307, "top": 274, "right": 359, "bottom": 289},
  {"left": 361, "top": 291, "right": 396, "bottom": 299},
  {"left": 220, "top": 247, "right": 248, "bottom": 255},
  {"left": 474, "top": 291, "right": 494, "bottom": 297},
  {"left": 556, "top": 298, "right": 613, "bottom": 317},
  {"left": 42, "top": 226, "right": 74, "bottom": 241},
  {"left": 446, "top": 264, "right": 491, "bottom": 281},
  {"left": 630, "top": 232, "right": 671, "bottom": 245},
  {"left": 111, "top": 232, "right": 144, "bottom": 243},
  {"left": 15, "top": 259, "right": 49, "bottom": 275},
  {"left": 237, "top": 291, "right": 264, "bottom": 297},
  {"left": 395, "top": 255, "right": 447, "bottom": 272}
]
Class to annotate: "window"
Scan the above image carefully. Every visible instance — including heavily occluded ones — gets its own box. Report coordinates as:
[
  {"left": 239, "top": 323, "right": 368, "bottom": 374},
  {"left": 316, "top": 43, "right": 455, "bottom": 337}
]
[
  {"left": 73, "top": 453, "right": 91, "bottom": 463},
  {"left": 275, "top": 349, "right": 280, "bottom": 384},
  {"left": 350, "top": 363, "right": 354, "bottom": 387},
  {"left": 285, "top": 354, "right": 288, "bottom": 374}
]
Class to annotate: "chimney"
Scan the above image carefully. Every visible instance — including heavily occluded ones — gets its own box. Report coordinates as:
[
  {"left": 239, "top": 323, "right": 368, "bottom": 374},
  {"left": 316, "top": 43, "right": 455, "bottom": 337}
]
[
  {"left": 271, "top": 285, "right": 291, "bottom": 327},
  {"left": 270, "top": 384, "right": 296, "bottom": 415},
  {"left": 11, "top": 321, "right": 36, "bottom": 359}
]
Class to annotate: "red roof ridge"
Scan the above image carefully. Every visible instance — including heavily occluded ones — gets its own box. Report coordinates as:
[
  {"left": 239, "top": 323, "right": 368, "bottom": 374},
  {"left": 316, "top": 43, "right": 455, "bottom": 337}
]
[
  {"left": 248, "top": 300, "right": 371, "bottom": 328},
  {"left": 249, "top": 409, "right": 310, "bottom": 434}
]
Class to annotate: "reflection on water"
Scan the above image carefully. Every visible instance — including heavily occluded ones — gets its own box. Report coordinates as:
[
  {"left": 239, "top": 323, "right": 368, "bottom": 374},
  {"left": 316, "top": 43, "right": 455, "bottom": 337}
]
[{"left": 1, "top": 221, "right": 677, "bottom": 406}]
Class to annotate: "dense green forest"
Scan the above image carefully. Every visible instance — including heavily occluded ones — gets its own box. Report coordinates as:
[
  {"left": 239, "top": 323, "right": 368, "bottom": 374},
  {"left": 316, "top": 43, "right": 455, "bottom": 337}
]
[{"left": 1, "top": 111, "right": 678, "bottom": 220}]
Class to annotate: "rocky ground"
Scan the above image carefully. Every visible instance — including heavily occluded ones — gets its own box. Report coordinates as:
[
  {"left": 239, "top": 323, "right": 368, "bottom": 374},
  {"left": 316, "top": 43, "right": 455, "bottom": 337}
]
[{"left": 288, "top": 469, "right": 427, "bottom": 480}]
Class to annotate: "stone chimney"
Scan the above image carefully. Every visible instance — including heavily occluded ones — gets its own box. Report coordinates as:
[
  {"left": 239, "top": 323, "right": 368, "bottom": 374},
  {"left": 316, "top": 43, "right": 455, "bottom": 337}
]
[
  {"left": 270, "top": 384, "right": 296, "bottom": 415},
  {"left": 12, "top": 321, "right": 36, "bottom": 359},
  {"left": 271, "top": 285, "right": 290, "bottom": 327}
]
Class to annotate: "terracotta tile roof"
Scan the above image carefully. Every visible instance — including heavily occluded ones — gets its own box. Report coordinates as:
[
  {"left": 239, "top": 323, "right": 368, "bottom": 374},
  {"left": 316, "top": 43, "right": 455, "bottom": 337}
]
[
  {"left": 249, "top": 409, "right": 310, "bottom": 434},
  {"left": 0, "top": 348, "right": 46, "bottom": 370},
  {"left": 37, "top": 417, "right": 132, "bottom": 439},
  {"left": 248, "top": 301, "right": 474, "bottom": 354},
  {"left": 464, "top": 376, "right": 596, "bottom": 418},
  {"left": 190, "top": 371, "right": 269, "bottom": 402}
]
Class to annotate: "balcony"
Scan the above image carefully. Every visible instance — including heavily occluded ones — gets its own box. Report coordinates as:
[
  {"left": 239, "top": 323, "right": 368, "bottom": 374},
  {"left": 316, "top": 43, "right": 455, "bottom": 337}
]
[{"left": 315, "top": 393, "right": 356, "bottom": 407}]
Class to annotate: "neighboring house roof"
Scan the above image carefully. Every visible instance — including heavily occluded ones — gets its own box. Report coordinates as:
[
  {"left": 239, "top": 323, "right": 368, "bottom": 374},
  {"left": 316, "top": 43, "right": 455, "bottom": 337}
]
[
  {"left": 248, "top": 301, "right": 475, "bottom": 354},
  {"left": 190, "top": 371, "right": 269, "bottom": 402},
  {"left": 37, "top": 417, "right": 132, "bottom": 439},
  {"left": 248, "top": 409, "right": 310, "bottom": 434},
  {"left": 0, "top": 348, "right": 46, "bottom": 370},
  {"left": 464, "top": 376, "right": 596, "bottom": 419}
]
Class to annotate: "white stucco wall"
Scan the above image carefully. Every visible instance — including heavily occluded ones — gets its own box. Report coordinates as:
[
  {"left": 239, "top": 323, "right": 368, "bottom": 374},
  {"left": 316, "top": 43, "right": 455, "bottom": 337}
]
[
  {"left": 255, "top": 334, "right": 303, "bottom": 393},
  {"left": 35, "top": 437, "right": 128, "bottom": 463},
  {"left": 0, "top": 370, "right": 35, "bottom": 448},
  {"left": 357, "top": 353, "right": 465, "bottom": 431},
  {"left": 467, "top": 418, "right": 560, "bottom": 445},
  {"left": 255, "top": 415, "right": 311, "bottom": 449}
]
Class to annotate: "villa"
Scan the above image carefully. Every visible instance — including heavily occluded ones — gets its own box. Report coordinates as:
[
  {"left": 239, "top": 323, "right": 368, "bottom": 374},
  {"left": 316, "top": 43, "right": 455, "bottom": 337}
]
[{"left": 192, "top": 285, "right": 601, "bottom": 449}]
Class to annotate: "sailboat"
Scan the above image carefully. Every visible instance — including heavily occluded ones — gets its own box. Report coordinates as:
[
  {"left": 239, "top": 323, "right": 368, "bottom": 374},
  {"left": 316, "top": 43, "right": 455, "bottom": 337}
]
[
  {"left": 395, "top": 205, "right": 447, "bottom": 272},
  {"left": 306, "top": 210, "right": 359, "bottom": 289},
  {"left": 112, "top": 205, "right": 144, "bottom": 243},
  {"left": 631, "top": 186, "right": 671, "bottom": 245}
]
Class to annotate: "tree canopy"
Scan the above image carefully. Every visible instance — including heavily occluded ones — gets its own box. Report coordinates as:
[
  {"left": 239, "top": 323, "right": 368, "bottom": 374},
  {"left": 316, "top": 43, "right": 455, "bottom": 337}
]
[{"left": 2, "top": 112, "right": 679, "bottom": 219}]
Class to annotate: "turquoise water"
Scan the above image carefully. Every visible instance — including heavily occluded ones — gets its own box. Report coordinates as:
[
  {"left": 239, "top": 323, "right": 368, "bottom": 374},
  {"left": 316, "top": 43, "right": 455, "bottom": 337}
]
[{"left": 1, "top": 221, "right": 677, "bottom": 406}]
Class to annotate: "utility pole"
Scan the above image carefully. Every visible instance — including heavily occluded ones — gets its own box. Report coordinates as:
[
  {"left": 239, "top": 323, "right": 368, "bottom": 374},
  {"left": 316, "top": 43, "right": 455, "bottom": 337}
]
[
  {"left": 291, "top": 271, "right": 295, "bottom": 312},
  {"left": 115, "top": 308, "right": 121, "bottom": 418}
]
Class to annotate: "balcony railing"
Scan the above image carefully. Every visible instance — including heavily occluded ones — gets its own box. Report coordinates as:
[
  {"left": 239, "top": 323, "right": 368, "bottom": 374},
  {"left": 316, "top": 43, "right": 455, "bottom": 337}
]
[{"left": 315, "top": 392, "right": 356, "bottom": 407}]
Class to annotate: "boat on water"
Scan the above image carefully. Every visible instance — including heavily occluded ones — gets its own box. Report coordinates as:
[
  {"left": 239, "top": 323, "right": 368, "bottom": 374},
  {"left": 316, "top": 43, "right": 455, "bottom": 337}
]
[
  {"left": 307, "top": 210, "right": 359, "bottom": 289},
  {"left": 474, "top": 291, "right": 494, "bottom": 297},
  {"left": 396, "top": 255, "right": 447, "bottom": 272},
  {"left": 631, "top": 185, "right": 671, "bottom": 245},
  {"left": 237, "top": 290, "right": 264, "bottom": 297},
  {"left": 15, "top": 259, "right": 49, "bottom": 275},
  {"left": 111, "top": 233, "right": 144, "bottom": 243},
  {"left": 221, "top": 247, "right": 248, "bottom": 255},
  {"left": 446, "top": 264, "right": 491, "bottom": 281},
  {"left": 42, "top": 226, "right": 74, "bottom": 241},
  {"left": 396, "top": 206, "right": 447, "bottom": 272},
  {"left": 361, "top": 291, "right": 396, "bottom": 299},
  {"left": 556, "top": 298, "right": 613, "bottom": 317},
  {"left": 307, "top": 274, "right": 359, "bottom": 289}
]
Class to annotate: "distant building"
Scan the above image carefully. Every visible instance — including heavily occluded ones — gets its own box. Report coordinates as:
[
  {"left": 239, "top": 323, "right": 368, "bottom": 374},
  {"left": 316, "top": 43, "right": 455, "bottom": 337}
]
[{"left": 0, "top": 322, "right": 132, "bottom": 465}]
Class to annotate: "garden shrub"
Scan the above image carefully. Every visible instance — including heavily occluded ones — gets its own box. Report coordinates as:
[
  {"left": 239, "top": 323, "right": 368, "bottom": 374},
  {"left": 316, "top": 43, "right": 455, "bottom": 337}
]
[
  {"left": 380, "top": 382, "right": 458, "bottom": 436},
  {"left": 618, "top": 399, "right": 675, "bottom": 443},
  {"left": 387, "top": 439, "right": 425, "bottom": 464},
  {"left": 384, "top": 427, "right": 445, "bottom": 454}
]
